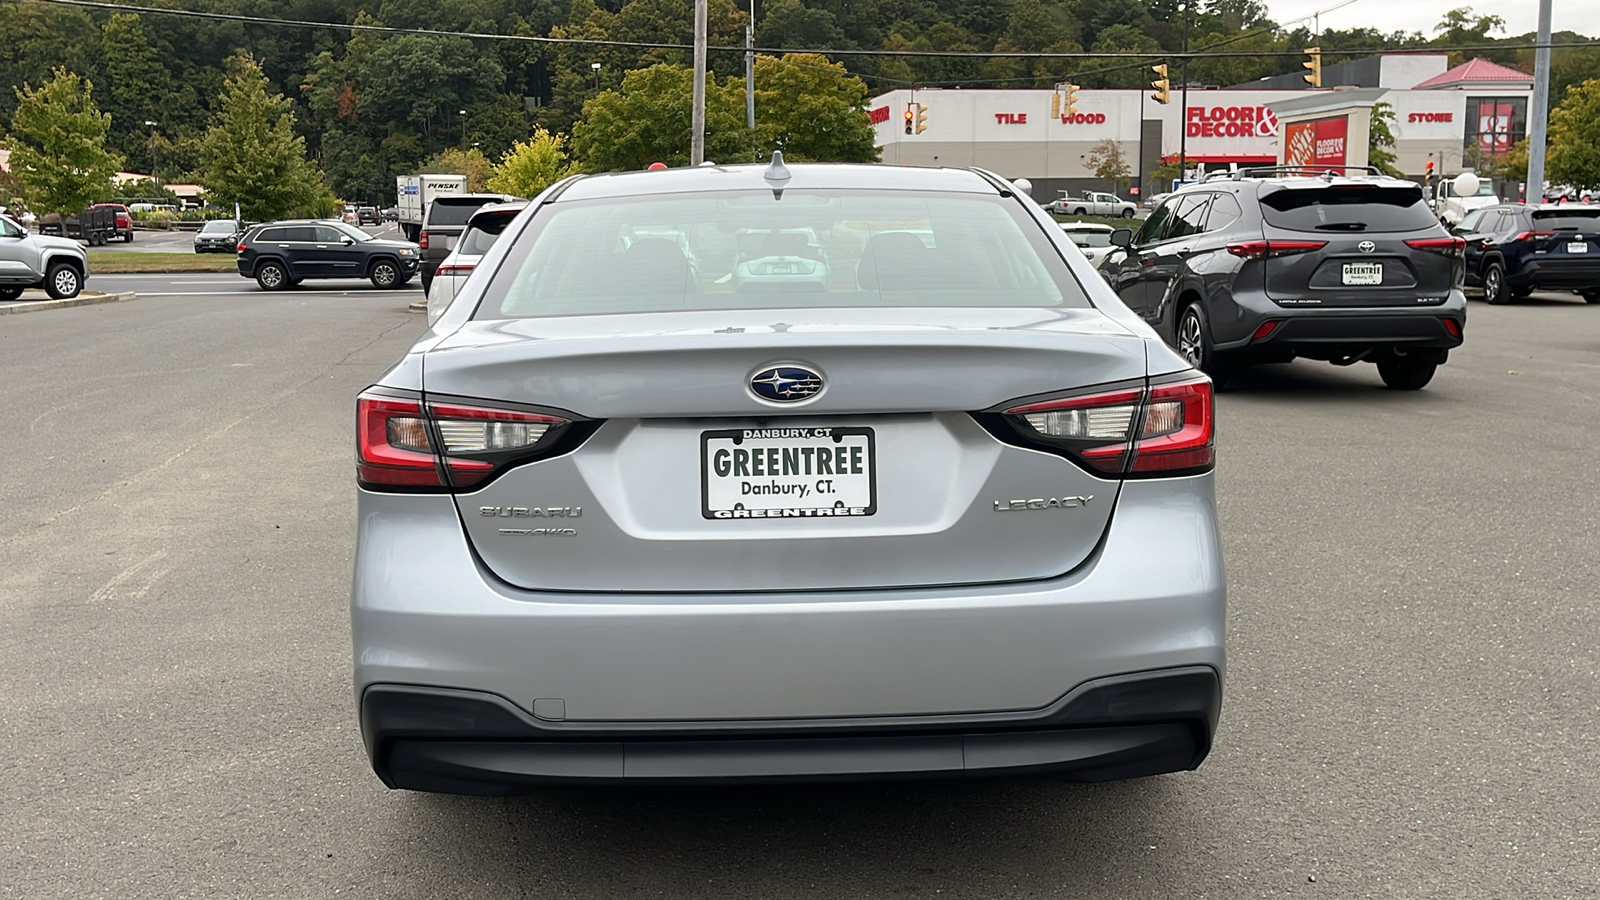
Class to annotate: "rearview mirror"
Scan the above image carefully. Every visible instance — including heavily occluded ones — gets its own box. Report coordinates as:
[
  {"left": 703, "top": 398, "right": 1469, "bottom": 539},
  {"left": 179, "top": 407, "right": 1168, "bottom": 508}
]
[
  {"left": 1110, "top": 228, "right": 1133, "bottom": 247},
  {"left": 341, "top": 237, "right": 355, "bottom": 245}
]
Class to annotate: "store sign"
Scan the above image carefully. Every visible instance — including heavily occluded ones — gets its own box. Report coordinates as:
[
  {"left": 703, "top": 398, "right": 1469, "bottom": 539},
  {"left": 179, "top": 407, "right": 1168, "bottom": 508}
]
[
  {"left": 995, "top": 113, "right": 1028, "bottom": 124},
  {"left": 1186, "top": 105, "right": 1279, "bottom": 137},
  {"left": 1060, "top": 112, "right": 1108, "bottom": 124},
  {"left": 1408, "top": 111, "right": 1454, "bottom": 123},
  {"left": 1284, "top": 116, "right": 1349, "bottom": 167},
  {"left": 868, "top": 105, "right": 890, "bottom": 125}
]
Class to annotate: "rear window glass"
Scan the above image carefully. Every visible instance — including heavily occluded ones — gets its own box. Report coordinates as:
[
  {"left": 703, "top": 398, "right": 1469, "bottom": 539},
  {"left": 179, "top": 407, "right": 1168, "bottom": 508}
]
[
  {"left": 1530, "top": 209, "right": 1600, "bottom": 231},
  {"left": 427, "top": 199, "right": 496, "bottom": 227},
  {"left": 1260, "top": 186, "right": 1437, "bottom": 233},
  {"left": 474, "top": 190, "right": 1084, "bottom": 319},
  {"left": 1062, "top": 228, "right": 1112, "bottom": 247}
]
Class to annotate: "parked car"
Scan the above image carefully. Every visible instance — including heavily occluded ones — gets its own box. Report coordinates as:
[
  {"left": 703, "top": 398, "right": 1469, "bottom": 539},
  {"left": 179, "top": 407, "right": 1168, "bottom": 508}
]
[
  {"left": 426, "top": 201, "right": 528, "bottom": 325},
  {"left": 1051, "top": 192, "right": 1138, "bottom": 218},
  {"left": 236, "top": 219, "right": 419, "bottom": 290},
  {"left": 192, "top": 219, "right": 243, "bottom": 254},
  {"left": 91, "top": 203, "right": 134, "bottom": 242},
  {"left": 1099, "top": 168, "right": 1466, "bottom": 390},
  {"left": 1453, "top": 204, "right": 1600, "bottom": 304},
  {"left": 352, "top": 159, "right": 1225, "bottom": 794},
  {"left": 0, "top": 213, "right": 89, "bottom": 300},
  {"left": 418, "top": 193, "right": 517, "bottom": 292},
  {"left": 1057, "top": 221, "right": 1118, "bottom": 265}
]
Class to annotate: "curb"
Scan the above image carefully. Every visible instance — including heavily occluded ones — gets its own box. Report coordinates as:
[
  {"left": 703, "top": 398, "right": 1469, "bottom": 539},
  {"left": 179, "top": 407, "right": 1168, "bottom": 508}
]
[
  {"left": 407, "top": 300, "right": 427, "bottom": 313},
  {"left": 0, "top": 291, "right": 138, "bottom": 316}
]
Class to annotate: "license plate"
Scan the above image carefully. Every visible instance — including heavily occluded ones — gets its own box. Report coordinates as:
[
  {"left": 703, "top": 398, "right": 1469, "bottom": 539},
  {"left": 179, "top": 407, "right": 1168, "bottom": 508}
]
[
  {"left": 1342, "top": 262, "right": 1383, "bottom": 285},
  {"left": 702, "top": 427, "right": 876, "bottom": 520},
  {"left": 1568, "top": 242, "right": 1589, "bottom": 254}
]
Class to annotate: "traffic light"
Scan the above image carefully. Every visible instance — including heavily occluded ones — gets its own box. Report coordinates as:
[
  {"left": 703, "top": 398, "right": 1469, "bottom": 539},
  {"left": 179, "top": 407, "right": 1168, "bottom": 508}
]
[
  {"left": 914, "top": 103, "right": 928, "bottom": 134},
  {"left": 1424, "top": 160, "right": 1435, "bottom": 184},
  {"left": 1151, "top": 64, "right": 1171, "bottom": 105},
  {"left": 1059, "top": 83, "right": 1080, "bottom": 117},
  {"left": 904, "top": 105, "right": 914, "bottom": 135},
  {"left": 1303, "top": 47, "right": 1322, "bottom": 87}
]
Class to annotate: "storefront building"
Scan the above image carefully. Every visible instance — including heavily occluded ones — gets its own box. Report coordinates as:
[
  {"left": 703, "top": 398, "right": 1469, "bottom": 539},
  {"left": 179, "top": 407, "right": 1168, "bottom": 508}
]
[{"left": 871, "top": 55, "right": 1532, "bottom": 201}]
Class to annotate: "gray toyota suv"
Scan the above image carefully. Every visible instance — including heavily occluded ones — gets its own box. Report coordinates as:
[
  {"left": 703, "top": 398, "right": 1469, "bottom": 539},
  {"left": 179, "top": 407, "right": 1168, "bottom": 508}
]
[
  {"left": 0, "top": 215, "right": 88, "bottom": 300},
  {"left": 1101, "top": 168, "right": 1467, "bottom": 389}
]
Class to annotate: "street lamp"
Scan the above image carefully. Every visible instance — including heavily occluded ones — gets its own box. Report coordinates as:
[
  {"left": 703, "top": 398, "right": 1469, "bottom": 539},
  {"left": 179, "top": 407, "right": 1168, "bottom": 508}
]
[
  {"left": 458, "top": 109, "right": 467, "bottom": 145},
  {"left": 591, "top": 62, "right": 602, "bottom": 93},
  {"left": 143, "top": 120, "right": 159, "bottom": 191}
]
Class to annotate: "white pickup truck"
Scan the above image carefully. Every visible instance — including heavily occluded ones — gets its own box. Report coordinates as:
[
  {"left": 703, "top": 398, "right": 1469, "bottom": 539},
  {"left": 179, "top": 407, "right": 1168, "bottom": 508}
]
[
  {"left": 1047, "top": 191, "right": 1138, "bottom": 218},
  {"left": 1431, "top": 177, "right": 1499, "bottom": 226}
]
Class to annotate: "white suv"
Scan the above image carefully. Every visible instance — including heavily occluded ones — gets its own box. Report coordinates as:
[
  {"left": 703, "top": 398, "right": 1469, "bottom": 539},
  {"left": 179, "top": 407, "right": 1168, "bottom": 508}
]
[{"left": 0, "top": 215, "right": 88, "bottom": 301}]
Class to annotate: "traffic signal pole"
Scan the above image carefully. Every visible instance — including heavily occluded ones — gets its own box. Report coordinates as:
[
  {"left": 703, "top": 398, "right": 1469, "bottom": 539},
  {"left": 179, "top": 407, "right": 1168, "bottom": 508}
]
[
  {"left": 691, "top": 0, "right": 707, "bottom": 165},
  {"left": 1526, "top": 0, "right": 1552, "bottom": 201}
]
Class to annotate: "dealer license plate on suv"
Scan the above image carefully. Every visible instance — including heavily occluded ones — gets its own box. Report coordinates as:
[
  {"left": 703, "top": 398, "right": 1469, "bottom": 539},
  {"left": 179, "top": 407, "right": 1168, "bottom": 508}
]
[
  {"left": 1342, "top": 262, "right": 1383, "bottom": 285},
  {"left": 702, "top": 427, "right": 876, "bottom": 520},
  {"left": 1568, "top": 242, "right": 1589, "bottom": 254}
]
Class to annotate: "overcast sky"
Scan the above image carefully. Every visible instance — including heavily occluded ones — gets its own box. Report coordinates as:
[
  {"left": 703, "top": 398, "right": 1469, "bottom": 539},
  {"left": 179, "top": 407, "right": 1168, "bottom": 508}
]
[{"left": 1263, "top": 0, "right": 1589, "bottom": 39}]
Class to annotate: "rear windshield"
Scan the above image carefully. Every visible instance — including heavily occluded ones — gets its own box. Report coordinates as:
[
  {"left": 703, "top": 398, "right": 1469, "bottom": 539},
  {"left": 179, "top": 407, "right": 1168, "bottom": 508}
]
[
  {"left": 426, "top": 199, "right": 496, "bottom": 227},
  {"left": 474, "top": 190, "right": 1085, "bottom": 319},
  {"left": 1260, "top": 185, "right": 1438, "bottom": 233},
  {"left": 1531, "top": 209, "right": 1600, "bottom": 231},
  {"left": 1063, "top": 229, "right": 1113, "bottom": 247},
  {"left": 459, "top": 213, "right": 521, "bottom": 256}
]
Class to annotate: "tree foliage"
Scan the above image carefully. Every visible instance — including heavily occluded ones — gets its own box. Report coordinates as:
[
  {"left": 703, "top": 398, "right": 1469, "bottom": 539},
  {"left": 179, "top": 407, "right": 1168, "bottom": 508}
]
[
  {"left": 571, "top": 64, "right": 753, "bottom": 171},
  {"left": 752, "top": 54, "right": 878, "bottom": 163},
  {"left": 421, "top": 147, "right": 494, "bottom": 191},
  {"left": 1546, "top": 78, "right": 1600, "bottom": 191},
  {"left": 1368, "top": 102, "right": 1402, "bottom": 177},
  {"left": 6, "top": 69, "right": 121, "bottom": 214},
  {"left": 488, "top": 129, "right": 574, "bottom": 196},
  {"left": 1087, "top": 140, "right": 1133, "bottom": 192},
  {"left": 200, "top": 55, "right": 326, "bottom": 220}
]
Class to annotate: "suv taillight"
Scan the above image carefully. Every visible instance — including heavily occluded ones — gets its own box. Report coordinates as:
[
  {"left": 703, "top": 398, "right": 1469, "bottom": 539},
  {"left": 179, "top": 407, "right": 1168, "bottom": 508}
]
[
  {"left": 418, "top": 230, "right": 429, "bottom": 250},
  {"left": 998, "top": 376, "right": 1215, "bottom": 477},
  {"left": 435, "top": 263, "right": 475, "bottom": 277},
  {"left": 1405, "top": 236, "right": 1466, "bottom": 257},
  {"left": 357, "top": 391, "right": 577, "bottom": 491},
  {"left": 1226, "top": 240, "right": 1326, "bottom": 260},
  {"left": 1510, "top": 231, "right": 1555, "bottom": 242},
  {"left": 237, "top": 242, "right": 248, "bottom": 253}
]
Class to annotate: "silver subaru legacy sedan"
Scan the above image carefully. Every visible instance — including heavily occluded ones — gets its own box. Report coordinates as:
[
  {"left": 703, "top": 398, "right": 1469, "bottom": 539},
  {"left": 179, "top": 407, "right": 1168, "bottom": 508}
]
[{"left": 352, "top": 160, "right": 1225, "bottom": 794}]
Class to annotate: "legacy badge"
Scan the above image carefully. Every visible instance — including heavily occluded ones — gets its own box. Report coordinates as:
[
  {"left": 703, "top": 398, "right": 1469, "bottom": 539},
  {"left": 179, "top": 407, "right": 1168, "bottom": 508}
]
[{"left": 994, "top": 495, "right": 1094, "bottom": 511}]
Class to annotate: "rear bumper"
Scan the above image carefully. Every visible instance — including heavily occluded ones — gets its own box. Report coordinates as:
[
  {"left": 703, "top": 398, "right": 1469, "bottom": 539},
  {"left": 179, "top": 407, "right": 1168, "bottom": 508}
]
[
  {"left": 363, "top": 668, "right": 1220, "bottom": 792},
  {"left": 1507, "top": 258, "right": 1600, "bottom": 290},
  {"left": 1214, "top": 288, "right": 1467, "bottom": 355}
]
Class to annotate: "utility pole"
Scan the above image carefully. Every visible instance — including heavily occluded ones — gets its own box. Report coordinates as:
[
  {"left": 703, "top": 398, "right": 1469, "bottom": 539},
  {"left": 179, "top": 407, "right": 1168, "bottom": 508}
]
[
  {"left": 745, "top": 0, "right": 756, "bottom": 133},
  {"left": 691, "top": 0, "right": 708, "bottom": 165},
  {"left": 144, "top": 120, "right": 159, "bottom": 190},
  {"left": 1525, "top": 0, "right": 1553, "bottom": 202},
  {"left": 1178, "top": 3, "right": 1190, "bottom": 181}
]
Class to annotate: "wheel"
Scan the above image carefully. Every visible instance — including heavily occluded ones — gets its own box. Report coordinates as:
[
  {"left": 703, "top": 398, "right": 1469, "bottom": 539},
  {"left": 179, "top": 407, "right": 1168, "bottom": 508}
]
[
  {"left": 1376, "top": 353, "right": 1438, "bottom": 390},
  {"left": 1482, "top": 261, "right": 1511, "bottom": 304},
  {"left": 1072, "top": 208, "right": 1087, "bottom": 215},
  {"left": 44, "top": 262, "right": 81, "bottom": 299},
  {"left": 1176, "top": 303, "right": 1230, "bottom": 388},
  {"left": 1512, "top": 285, "right": 1532, "bottom": 299},
  {"left": 370, "top": 260, "right": 400, "bottom": 289},
  {"left": 1121, "top": 208, "right": 1135, "bottom": 218},
  {"left": 124, "top": 232, "right": 134, "bottom": 243},
  {"left": 0, "top": 287, "right": 23, "bottom": 301},
  {"left": 255, "top": 261, "right": 288, "bottom": 291},
  {"left": 1582, "top": 290, "right": 1600, "bottom": 305}
]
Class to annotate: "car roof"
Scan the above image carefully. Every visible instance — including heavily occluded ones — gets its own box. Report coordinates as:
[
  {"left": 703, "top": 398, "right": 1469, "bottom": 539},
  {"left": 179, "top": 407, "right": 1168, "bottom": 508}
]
[
  {"left": 466, "top": 200, "right": 530, "bottom": 224},
  {"left": 557, "top": 163, "right": 1004, "bottom": 202}
]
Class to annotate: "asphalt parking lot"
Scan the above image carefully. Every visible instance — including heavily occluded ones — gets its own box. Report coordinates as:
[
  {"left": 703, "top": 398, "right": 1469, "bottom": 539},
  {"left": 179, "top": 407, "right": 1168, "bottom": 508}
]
[{"left": 1, "top": 284, "right": 1596, "bottom": 898}]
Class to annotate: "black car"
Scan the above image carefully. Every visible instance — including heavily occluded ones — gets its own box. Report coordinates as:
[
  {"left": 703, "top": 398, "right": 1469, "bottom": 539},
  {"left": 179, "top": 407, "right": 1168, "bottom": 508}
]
[
  {"left": 193, "top": 219, "right": 242, "bottom": 253},
  {"left": 236, "top": 220, "right": 419, "bottom": 290},
  {"left": 419, "top": 193, "right": 516, "bottom": 292},
  {"left": 357, "top": 207, "right": 381, "bottom": 226},
  {"left": 1454, "top": 204, "right": 1600, "bottom": 304},
  {"left": 1099, "top": 168, "right": 1466, "bottom": 390}
]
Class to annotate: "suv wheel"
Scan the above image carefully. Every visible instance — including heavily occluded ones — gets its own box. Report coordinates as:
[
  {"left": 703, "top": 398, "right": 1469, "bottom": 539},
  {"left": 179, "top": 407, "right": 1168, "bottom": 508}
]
[
  {"left": 370, "top": 260, "right": 400, "bottom": 289},
  {"left": 1177, "top": 303, "right": 1230, "bottom": 388},
  {"left": 45, "top": 263, "right": 81, "bottom": 300},
  {"left": 255, "top": 261, "right": 288, "bottom": 291},
  {"left": 1583, "top": 290, "right": 1600, "bottom": 305},
  {"left": 0, "top": 287, "right": 24, "bottom": 302},
  {"left": 1376, "top": 353, "right": 1437, "bottom": 390},
  {"left": 1482, "top": 261, "right": 1511, "bottom": 304}
]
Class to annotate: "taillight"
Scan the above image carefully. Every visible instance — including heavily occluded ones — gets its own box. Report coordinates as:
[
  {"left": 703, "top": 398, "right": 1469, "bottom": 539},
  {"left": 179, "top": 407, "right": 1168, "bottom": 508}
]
[
  {"left": 1510, "top": 231, "right": 1554, "bottom": 242},
  {"left": 435, "top": 263, "right": 475, "bottom": 277},
  {"left": 1251, "top": 320, "right": 1281, "bottom": 341},
  {"left": 1226, "top": 240, "right": 1327, "bottom": 260},
  {"left": 356, "top": 390, "right": 578, "bottom": 491},
  {"left": 237, "top": 242, "right": 247, "bottom": 253},
  {"left": 1442, "top": 317, "right": 1462, "bottom": 338},
  {"left": 1405, "top": 236, "right": 1466, "bottom": 256},
  {"left": 418, "top": 230, "right": 429, "bottom": 250},
  {"left": 999, "top": 376, "right": 1214, "bottom": 477}
]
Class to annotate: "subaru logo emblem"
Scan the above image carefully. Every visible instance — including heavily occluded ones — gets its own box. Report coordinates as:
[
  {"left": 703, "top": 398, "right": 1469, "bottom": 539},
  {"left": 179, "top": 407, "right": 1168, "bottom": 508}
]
[
  {"left": 1358, "top": 240, "right": 1376, "bottom": 253},
  {"left": 750, "top": 365, "right": 823, "bottom": 403}
]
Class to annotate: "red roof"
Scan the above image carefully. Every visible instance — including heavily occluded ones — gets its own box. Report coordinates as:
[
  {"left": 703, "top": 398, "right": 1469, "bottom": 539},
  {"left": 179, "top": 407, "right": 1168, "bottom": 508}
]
[{"left": 1413, "top": 58, "right": 1532, "bottom": 89}]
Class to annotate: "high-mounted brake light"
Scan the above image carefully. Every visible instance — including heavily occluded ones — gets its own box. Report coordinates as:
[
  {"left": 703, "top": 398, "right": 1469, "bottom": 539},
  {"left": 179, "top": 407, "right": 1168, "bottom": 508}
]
[
  {"left": 357, "top": 392, "right": 575, "bottom": 491},
  {"left": 1000, "top": 377, "right": 1214, "bottom": 477},
  {"left": 1226, "top": 239, "right": 1326, "bottom": 260},
  {"left": 1405, "top": 236, "right": 1466, "bottom": 256}
]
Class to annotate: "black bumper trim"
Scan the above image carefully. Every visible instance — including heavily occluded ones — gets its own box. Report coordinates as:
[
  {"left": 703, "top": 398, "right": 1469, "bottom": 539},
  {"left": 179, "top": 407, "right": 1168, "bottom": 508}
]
[{"left": 360, "top": 666, "right": 1221, "bottom": 792}]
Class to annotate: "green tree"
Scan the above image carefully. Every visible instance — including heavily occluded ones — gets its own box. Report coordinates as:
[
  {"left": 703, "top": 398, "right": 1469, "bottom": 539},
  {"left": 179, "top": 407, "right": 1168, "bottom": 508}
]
[
  {"left": 571, "top": 64, "right": 753, "bottom": 172},
  {"left": 487, "top": 129, "right": 574, "bottom": 197},
  {"left": 98, "top": 14, "right": 175, "bottom": 169},
  {"left": 1368, "top": 101, "right": 1402, "bottom": 177},
  {"left": 200, "top": 54, "right": 325, "bottom": 220},
  {"left": 1546, "top": 78, "right": 1600, "bottom": 191},
  {"left": 6, "top": 69, "right": 121, "bottom": 214},
  {"left": 1432, "top": 7, "right": 1514, "bottom": 66},
  {"left": 1087, "top": 139, "right": 1132, "bottom": 192},
  {"left": 420, "top": 147, "right": 493, "bottom": 191},
  {"left": 753, "top": 54, "right": 879, "bottom": 163}
]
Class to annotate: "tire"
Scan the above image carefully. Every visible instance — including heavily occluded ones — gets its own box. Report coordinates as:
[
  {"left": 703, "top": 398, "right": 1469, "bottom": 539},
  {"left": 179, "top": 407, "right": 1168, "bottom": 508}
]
[
  {"left": 1482, "top": 261, "right": 1511, "bottom": 304},
  {"left": 0, "top": 287, "right": 23, "bottom": 302},
  {"left": 44, "top": 262, "right": 81, "bottom": 300},
  {"left": 1121, "top": 208, "right": 1135, "bottom": 218},
  {"left": 124, "top": 232, "right": 134, "bottom": 243},
  {"left": 1072, "top": 208, "right": 1087, "bottom": 215},
  {"left": 1376, "top": 353, "right": 1438, "bottom": 390},
  {"left": 1582, "top": 291, "right": 1600, "bottom": 305},
  {"left": 370, "top": 259, "right": 400, "bottom": 289},
  {"left": 1512, "top": 285, "right": 1532, "bottom": 299},
  {"left": 255, "top": 261, "right": 288, "bottom": 291},
  {"left": 1176, "top": 303, "right": 1230, "bottom": 388}
]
